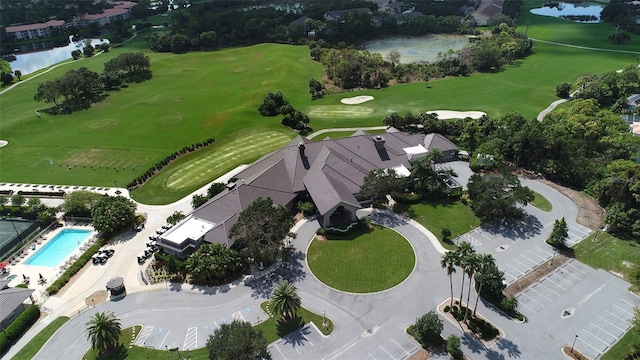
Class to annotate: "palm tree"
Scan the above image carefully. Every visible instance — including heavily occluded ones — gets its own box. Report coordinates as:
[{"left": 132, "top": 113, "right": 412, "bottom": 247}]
[
  {"left": 473, "top": 254, "right": 495, "bottom": 317},
  {"left": 441, "top": 251, "right": 458, "bottom": 309},
  {"left": 270, "top": 280, "right": 302, "bottom": 321},
  {"left": 463, "top": 253, "right": 480, "bottom": 322},
  {"left": 85, "top": 311, "right": 121, "bottom": 356},
  {"left": 456, "top": 242, "right": 474, "bottom": 305}
]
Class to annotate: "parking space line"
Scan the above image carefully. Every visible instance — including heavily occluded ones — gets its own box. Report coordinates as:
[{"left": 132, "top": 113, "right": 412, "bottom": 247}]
[
  {"left": 558, "top": 267, "right": 582, "bottom": 281},
  {"left": 564, "top": 261, "right": 588, "bottom": 276},
  {"left": 517, "top": 300, "right": 538, "bottom": 313},
  {"left": 302, "top": 333, "right": 314, "bottom": 346},
  {"left": 510, "top": 259, "right": 532, "bottom": 272},
  {"left": 368, "top": 353, "right": 377, "bottom": 359},
  {"left": 533, "top": 245, "right": 553, "bottom": 256},
  {"left": 590, "top": 323, "right": 619, "bottom": 342},
  {"left": 379, "top": 345, "right": 396, "bottom": 359},
  {"left": 273, "top": 345, "right": 288, "bottom": 360},
  {"left": 548, "top": 272, "right": 575, "bottom": 288},
  {"left": 606, "top": 309, "right": 628, "bottom": 323},
  {"left": 504, "top": 263, "right": 525, "bottom": 275},
  {"left": 582, "top": 329, "right": 611, "bottom": 347},
  {"left": 577, "top": 335, "right": 604, "bottom": 354},
  {"left": 232, "top": 311, "right": 245, "bottom": 322},
  {"left": 183, "top": 327, "right": 197, "bottom": 350},
  {"left": 158, "top": 330, "right": 171, "bottom": 349},
  {"left": 536, "top": 280, "right": 562, "bottom": 297},
  {"left": 527, "top": 285, "right": 553, "bottom": 302},
  {"left": 619, "top": 298, "right": 637, "bottom": 308},
  {"left": 526, "top": 249, "right": 548, "bottom": 262},
  {"left": 598, "top": 316, "right": 627, "bottom": 332},
  {"left": 613, "top": 304, "right": 633, "bottom": 317},
  {"left": 517, "top": 255, "right": 538, "bottom": 267},
  {"left": 544, "top": 276, "right": 568, "bottom": 292},
  {"left": 390, "top": 338, "right": 410, "bottom": 356},
  {"left": 518, "top": 291, "right": 546, "bottom": 308}
]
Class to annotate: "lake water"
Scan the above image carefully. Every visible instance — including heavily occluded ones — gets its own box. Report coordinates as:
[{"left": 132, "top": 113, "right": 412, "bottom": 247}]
[
  {"left": 8, "top": 37, "right": 110, "bottom": 75},
  {"left": 363, "top": 35, "right": 471, "bottom": 64},
  {"left": 530, "top": 2, "right": 603, "bottom": 22}
]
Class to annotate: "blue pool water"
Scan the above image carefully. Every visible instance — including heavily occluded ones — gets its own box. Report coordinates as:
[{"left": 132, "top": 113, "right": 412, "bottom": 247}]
[{"left": 25, "top": 229, "right": 91, "bottom": 267}]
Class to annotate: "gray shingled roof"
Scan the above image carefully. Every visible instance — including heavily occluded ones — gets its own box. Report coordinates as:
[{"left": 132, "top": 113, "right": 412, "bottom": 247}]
[
  {"left": 0, "top": 287, "right": 34, "bottom": 325},
  {"left": 0, "top": 279, "right": 10, "bottom": 290},
  {"left": 424, "top": 133, "right": 458, "bottom": 152}
]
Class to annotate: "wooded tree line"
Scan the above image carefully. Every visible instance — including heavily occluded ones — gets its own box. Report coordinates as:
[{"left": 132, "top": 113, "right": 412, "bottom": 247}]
[
  {"left": 383, "top": 98, "right": 640, "bottom": 238},
  {"left": 33, "top": 52, "right": 151, "bottom": 113},
  {"left": 311, "top": 22, "right": 532, "bottom": 90},
  {"left": 601, "top": 0, "right": 640, "bottom": 35},
  {"left": 573, "top": 65, "right": 640, "bottom": 113}
]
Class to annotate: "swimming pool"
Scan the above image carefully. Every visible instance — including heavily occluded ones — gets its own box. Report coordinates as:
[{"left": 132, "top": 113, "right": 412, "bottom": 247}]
[{"left": 25, "top": 229, "right": 92, "bottom": 267}]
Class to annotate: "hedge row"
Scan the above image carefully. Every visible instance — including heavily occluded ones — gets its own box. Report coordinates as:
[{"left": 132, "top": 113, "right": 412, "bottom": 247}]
[
  {"left": 0, "top": 305, "right": 40, "bottom": 354},
  {"left": 126, "top": 137, "right": 215, "bottom": 189},
  {"left": 46, "top": 237, "right": 106, "bottom": 295},
  {"left": 16, "top": 191, "right": 66, "bottom": 197}
]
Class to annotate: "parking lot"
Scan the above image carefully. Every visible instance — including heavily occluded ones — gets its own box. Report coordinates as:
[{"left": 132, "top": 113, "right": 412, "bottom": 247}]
[
  {"left": 133, "top": 305, "right": 263, "bottom": 351},
  {"left": 268, "top": 324, "right": 327, "bottom": 360},
  {"left": 516, "top": 259, "right": 640, "bottom": 359}
]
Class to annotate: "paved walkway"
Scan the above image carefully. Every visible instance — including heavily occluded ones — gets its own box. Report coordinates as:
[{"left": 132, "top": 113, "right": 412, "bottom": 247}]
[{"left": 306, "top": 126, "right": 388, "bottom": 140}]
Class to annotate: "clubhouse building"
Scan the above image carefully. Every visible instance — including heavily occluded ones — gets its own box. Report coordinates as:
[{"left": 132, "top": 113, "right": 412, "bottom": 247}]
[{"left": 159, "top": 130, "right": 458, "bottom": 258}]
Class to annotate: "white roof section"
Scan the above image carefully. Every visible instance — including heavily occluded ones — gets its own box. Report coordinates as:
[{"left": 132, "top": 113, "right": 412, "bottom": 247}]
[
  {"left": 162, "top": 216, "right": 216, "bottom": 245},
  {"left": 391, "top": 164, "right": 411, "bottom": 177},
  {"left": 403, "top": 144, "right": 429, "bottom": 160}
]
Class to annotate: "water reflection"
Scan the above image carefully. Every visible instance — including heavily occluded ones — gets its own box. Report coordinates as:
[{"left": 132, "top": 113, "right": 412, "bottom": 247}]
[
  {"left": 363, "top": 35, "right": 471, "bottom": 64},
  {"left": 530, "top": 2, "right": 603, "bottom": 22},
  {"left": 8, "top": 36, "right": 109, "bottom": 75}
]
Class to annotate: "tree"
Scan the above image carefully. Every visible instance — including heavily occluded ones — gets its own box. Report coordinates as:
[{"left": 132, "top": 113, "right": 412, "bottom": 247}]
[
  {"left": 207, "top": 182, "right": 227, "bottom": 198},
  {"left": 446, "top": 334, "right": 463, "bottom": 360},
  {"left": 456, "top": 241, "right": 474, "bottom": 305},
  {"left": 308, "top": 78, "right": 324, "bottom": 99},
  {"left": 463, "top": 253, "right": 480, "bottom": 322},
  {"left": 632, "top": 307, "right": 640, "bottom": 334},
  {"left": 82, "top": 39, "right": 95, "bottom": 57},
  {"left": 37, "top": 209, "right": 57, "bottom": 227},
  {"left": 475, "top": 257, "right": 506, "bottom": 302},
  {"left": 85, "top": 311, "right": 121, "bottom": 356},
  {"left": 555, "top": 83, "right": 571, "bottom": 98},
  {"left": 166, "top": 211, "right": 185, "bottom": 225},
  {"left": 171, "top": 33, "right": 190, "bottom": 53},
  {"left": 206, "top": 320, "right": 270, "bottom": 360},
  {"left": 11, "top": 194, "right": 25, "bottom": 207},
  {"left": 199, "top": 31, "right": 219, "bottom": 50},
  {"left": 0, "top": 196, "right": 7, "bottom": 208},
  {"left": 14, "top": 70, "right": 21, "bottom": 81},
  {"left": 548, "top": 217, "right": 569, "bottom": 248},
  {"left": 185, "top": 243, "right": 243, "bottom": 283},
  {"left": 270, "top": 280, "right": 302, "bottom": 321},
  {"left": 441, "top": 251, "right": 458, "bottom": 309},
  {"left": 192, "top": 194, "right": 209, "bottom": 209},
  {"left": 62, "top": 190, "right": 101, "bottom": 217},
  {"left": 359, "top": 168, "right": 406, "bottom": 200},
  {"left": 414, "top": 311, "right": 443, "bottom": 346},
  {"left": 473, "top": 254, "right": 496, "bottom": 316},
  {"left": 258, "top": 91, "right": 288, "bottom": 116},
  {"left": 91, "top": 195, "right": 137, "bottom": 235},
  {"left": 229, "top": 197, "right": 294, "bottom": 266},
  {"left": 385, "top": 49, "right": 401, "bottom": 68},
  {"left": 501, "top": 295, "right": 519, "bottom": 313},
  {"left": 409, "top": 150, "right": 452, "bottom": 198},
  {"left": 467, "top": 172, "right": 534, "bottom": 221}
]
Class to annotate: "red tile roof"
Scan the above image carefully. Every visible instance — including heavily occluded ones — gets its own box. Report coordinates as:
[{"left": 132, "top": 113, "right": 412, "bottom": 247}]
[{"left": 6, "top": 20, "right": 65, "bottom": 33}]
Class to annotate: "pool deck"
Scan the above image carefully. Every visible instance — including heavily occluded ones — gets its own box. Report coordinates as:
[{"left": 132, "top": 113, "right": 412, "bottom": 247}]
[{"left": 4, "top": 226, "right": 98, "bottom": 301}]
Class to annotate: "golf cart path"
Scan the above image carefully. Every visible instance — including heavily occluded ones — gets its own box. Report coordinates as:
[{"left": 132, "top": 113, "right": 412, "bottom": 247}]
[{"left": 530, "top": 38, "right": 640, "bottom": 55}]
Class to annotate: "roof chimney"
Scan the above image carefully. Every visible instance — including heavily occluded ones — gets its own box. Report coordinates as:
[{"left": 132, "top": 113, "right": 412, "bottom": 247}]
[
  {"left": 373, "top": 135, "right": 385, "bottom": 150},
  {"left": 299, "top": 142, "right": 306, "bottom": 156}
]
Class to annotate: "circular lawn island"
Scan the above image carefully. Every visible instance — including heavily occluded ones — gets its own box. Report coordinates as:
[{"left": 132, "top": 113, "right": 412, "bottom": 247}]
[{"left": 307, "top": 226, "right": 415, "bottom": 293}]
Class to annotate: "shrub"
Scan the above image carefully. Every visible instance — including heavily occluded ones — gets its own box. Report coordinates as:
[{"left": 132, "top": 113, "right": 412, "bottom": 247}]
[
  {"left": 297, "top": 201, "right": 316, "bottom": 217},
  {"left": 46, "top": 238, "right": 106, "bottom": 295},
  {"left": 0, "top": 305, "right": 40, "bottom": 353},
  {"left": 446, "top": 334, "right": 463, "bottom": 359},
  {"left": 316, "top": 227, "right": 326, "bottom": 235},
  {"left": 555, "top": 82, "right": 571, "bottom": 98},
  {"left": 444, "top": 305, "right": 451, "bottom": 313}
]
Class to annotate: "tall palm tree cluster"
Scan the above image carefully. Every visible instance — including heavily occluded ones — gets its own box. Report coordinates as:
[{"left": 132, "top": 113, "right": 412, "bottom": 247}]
[{"left": 440, "top": 242, "right": 497, "bottom": 322}]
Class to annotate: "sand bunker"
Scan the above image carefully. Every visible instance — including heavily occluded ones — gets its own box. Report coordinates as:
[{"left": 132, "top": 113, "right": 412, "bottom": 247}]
[
  {"left": 0, "top": 140, "right": 7, "bottom": 148},
  {"left": 341, "top": 95, "right": 374, "bottom": 105},
  {"left": 427, "top": 110, "right": 486, "bottom": 120}
]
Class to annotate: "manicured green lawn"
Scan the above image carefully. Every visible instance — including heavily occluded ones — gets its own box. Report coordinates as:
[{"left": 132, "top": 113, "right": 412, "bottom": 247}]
[
  {"left": 574, "top": 231, "right": 640, "bottom": 284},
  {"left": 1, "top": 14, "right": 637, "bottom": 205},
  {"left": 531, "top": 191, "right": 552, "bottom": 212},
  {"left": 12, "top": 316, "right": 70, "bottom": 360},
  {"left": 307, "top": 226, "right": 415, "bottom": 293},
  {"left": 257, "top": 302, "right": 333, "bottom": 343},
  {"left": 602, "top": 327, "right": 639, "bottom": 360},
  {"left": 395, "top": 199, "right": 477, "bottom": 250}
]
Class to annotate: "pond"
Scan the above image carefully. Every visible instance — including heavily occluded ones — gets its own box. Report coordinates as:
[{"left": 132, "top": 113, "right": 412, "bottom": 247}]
[
  {"left": 8, "top": 36, "right": 109, "bottom": 76},
  {"left": 530, "top": 2, "right": 603, "bottom": 23},
  {"left": 363, "top": 35, "right": 471, "bottom": 64}
]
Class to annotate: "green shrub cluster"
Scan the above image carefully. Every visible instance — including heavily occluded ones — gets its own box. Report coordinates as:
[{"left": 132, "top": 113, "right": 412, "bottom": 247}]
[
  {"left": 46, "top": 238, "right": 106, "bottom": 295},
  {"left": 449, "top": 304, "right": 499, "bottom": 341},
  {"left": 0, "top": 305, "right": 40, "bottom": 354},
  {"left": 393, "top": 192, "right": 422, "bottom": 204}
]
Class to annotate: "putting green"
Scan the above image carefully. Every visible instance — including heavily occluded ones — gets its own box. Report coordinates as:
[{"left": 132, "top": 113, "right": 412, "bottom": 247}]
[
  {"left": 307, "top": 105, "right": 374, "bottom": 118},
  {"left": 307, "top": 226, "right": 415, "bottom": 293},
  {"left": 165, "top": 131, "right": 290, "bottom": 190}
]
